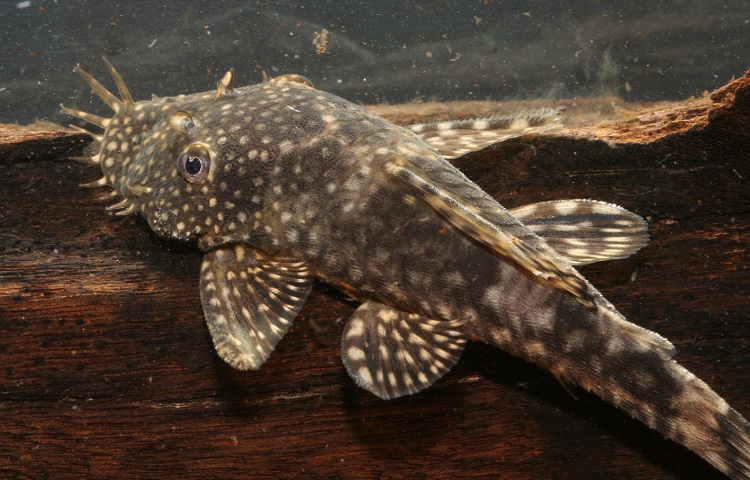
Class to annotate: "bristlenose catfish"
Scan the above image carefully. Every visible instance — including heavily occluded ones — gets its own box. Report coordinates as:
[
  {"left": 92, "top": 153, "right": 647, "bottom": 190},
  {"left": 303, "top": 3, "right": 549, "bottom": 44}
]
[{"left": 62, "top": 60, "right": 750, "bottom": 478}]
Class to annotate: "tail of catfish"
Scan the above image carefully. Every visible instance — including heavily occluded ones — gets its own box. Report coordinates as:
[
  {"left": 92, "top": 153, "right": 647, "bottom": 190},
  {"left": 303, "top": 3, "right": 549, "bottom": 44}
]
[{"left": 472, "top": 275, "right": 750, "bottom": 479}]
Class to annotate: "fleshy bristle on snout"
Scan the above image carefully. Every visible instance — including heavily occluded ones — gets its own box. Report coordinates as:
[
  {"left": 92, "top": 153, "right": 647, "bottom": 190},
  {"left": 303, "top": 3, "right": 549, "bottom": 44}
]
[
  {"left": 101, "top": 57, "right": 134, "bottom": 106},
  {"left": 62, "top": 58, "right": 140, "bottom": 216},
  {"left": 105, "top": 198, "right": 137, "bottom": 216},
  {"left": 69, "top": 153, "right": 101, "bottom": 165},
  {"left": 60, "top": 57, "right": 134, "bottom": 128},
  {"left": 79, "top": 176, "right": 108, "bottom": 189},
  {"left": 60, "top": 104, "right": 109, "bottom": 128}
]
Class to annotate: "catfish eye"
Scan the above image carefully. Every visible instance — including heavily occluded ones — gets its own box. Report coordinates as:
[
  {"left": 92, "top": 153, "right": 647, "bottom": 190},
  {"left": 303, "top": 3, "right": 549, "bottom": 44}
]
[{"left": 177, "top": 145, "right": 211, "bottom": 183}]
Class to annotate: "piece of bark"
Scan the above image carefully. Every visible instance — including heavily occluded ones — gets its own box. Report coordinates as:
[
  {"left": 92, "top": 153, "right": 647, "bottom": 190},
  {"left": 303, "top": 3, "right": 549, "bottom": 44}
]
[
  {"left": 0, "top": 123, "right": 91, "bottom": 164},
  {"left": 0, "top": 69, "right": 748, "bottom": 479}
]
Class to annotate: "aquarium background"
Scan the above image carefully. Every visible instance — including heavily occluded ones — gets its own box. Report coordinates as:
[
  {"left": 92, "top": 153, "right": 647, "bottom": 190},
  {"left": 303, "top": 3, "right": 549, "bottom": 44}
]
[{"left": 0, "top": 0, "right": 748, "bottom": 124}]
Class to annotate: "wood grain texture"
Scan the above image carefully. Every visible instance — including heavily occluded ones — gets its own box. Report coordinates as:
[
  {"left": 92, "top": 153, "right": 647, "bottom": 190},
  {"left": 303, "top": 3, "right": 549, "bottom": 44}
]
[
  {"left": 0, "top": 123, "right": 90, "bottom": 164},
  {"left": 1, "top": 69, "right": 748, "bottom": 479}
]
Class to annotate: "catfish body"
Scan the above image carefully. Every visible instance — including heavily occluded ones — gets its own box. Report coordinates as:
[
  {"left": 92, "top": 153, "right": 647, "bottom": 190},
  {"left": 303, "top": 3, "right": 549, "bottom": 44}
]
[{"left": 63, "top": 62, "right": 750, "bottom": 479}]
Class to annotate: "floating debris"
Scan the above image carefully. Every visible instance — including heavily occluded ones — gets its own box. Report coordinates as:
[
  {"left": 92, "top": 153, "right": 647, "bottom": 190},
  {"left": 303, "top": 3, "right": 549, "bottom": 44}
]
[{"left": 313, "top": 29, "right": 329, "bottom": 55}]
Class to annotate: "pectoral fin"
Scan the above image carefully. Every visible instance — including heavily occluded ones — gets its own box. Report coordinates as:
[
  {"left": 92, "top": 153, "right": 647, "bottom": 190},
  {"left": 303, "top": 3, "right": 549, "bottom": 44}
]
[
  {"left": 342, "top": 301, "right": 468, "bottom": 400},
  {"left": 510, "top": 200, "right": 649, "bottom": 266},
  {"left": 200, "top": 244, "right": 314, "bottom": 370},
  {"left": 384, "top": 161, "right": 596, "bottom": 309}
]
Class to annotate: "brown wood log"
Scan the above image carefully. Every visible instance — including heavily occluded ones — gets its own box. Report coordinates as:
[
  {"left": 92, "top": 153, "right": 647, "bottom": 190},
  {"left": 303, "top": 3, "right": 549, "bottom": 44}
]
[
  {"left": 0, "top": 122, "right": 91, "bottom": 164},
  {"left": 1, "top": 69, "right": 748, "bottom": 479}
]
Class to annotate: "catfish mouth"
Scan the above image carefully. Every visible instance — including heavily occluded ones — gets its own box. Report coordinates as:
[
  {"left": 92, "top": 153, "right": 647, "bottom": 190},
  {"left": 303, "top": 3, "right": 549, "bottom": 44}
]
[{"left": 61, "top": 58, "right": 152, "bottom": 217}]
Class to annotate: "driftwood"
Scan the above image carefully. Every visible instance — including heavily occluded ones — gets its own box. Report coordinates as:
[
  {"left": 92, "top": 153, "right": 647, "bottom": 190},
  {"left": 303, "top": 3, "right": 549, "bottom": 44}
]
[{"left": 0, "top": 69, "right": 748, "bottom": 479}]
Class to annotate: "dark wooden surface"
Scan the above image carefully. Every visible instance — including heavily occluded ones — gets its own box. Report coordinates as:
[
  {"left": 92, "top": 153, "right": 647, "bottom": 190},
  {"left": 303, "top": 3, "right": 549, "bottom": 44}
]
[{"left": 1, "top": 70, "right": 748, "bottom": 479}]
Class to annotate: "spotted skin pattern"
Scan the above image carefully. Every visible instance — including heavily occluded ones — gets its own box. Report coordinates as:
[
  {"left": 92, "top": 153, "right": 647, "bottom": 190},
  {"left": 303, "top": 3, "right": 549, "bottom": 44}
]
[{"left": 63, "top": 61, "right": 750, "bottom": 479}]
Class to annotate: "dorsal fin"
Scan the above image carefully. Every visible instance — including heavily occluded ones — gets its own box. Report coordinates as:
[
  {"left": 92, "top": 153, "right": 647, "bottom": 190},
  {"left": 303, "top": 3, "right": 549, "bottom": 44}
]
[{"left": 409, "top": 108, "right": 563, "bottom": 159}]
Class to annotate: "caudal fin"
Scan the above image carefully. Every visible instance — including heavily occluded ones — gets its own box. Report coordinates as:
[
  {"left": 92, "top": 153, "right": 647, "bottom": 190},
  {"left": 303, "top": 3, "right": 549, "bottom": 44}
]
[
  {"left": 596, "top": 358, "right": 750, "bottom": 480},
  {"left": 706, "top": 401, "right": 750, "bottom": 479},
  {"left": 475, "top": 275, "right": 750, "bottom": 479}
]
